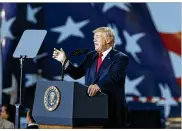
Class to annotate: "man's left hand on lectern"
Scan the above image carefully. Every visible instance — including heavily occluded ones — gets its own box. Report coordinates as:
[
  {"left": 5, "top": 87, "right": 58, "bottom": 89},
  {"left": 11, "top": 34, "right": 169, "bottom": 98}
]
[{"left": 87, "top": 84, "right": 101, "bottom": 96}]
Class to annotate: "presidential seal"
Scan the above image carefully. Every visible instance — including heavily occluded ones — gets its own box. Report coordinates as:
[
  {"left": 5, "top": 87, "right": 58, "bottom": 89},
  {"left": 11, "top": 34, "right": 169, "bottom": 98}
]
[{"left": 44, "top": 86, "right": 60, "bottom": 111}]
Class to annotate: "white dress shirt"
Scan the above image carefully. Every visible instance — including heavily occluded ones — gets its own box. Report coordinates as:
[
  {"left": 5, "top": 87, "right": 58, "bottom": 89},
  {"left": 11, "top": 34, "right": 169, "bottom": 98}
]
[
  {"left": 101, "top": 47, "right": 112, "bottom": 61},
  {"left": 28, "top": 123, "right": 38, "bottom": 126}
]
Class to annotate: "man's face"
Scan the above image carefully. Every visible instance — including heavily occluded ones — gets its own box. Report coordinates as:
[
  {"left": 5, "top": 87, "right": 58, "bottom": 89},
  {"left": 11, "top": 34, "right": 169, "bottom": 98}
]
[{"left": 93, "top": 32, "right": 107, "bottom": 53}]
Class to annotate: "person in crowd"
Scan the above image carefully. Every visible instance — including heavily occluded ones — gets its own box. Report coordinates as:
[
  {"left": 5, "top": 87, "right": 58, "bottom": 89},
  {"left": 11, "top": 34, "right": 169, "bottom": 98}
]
[
  {"left": 26, "top": 109, "right": 38, "bottom": 129},
  {"left": 0, "top": 104, "right": 15, "bottom": 129}
]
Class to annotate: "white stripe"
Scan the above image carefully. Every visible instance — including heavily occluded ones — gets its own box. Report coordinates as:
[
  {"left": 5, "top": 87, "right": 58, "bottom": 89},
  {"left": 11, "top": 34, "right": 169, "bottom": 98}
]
[
  {"left": 139, "top": 97, "right": 147, "bottom": 103},
  {"left": 151, "top": 97, "right": 160, "bottom": 103},
  {"left": 168, "top": 51, "right": 181, "bottom": 78},
  {"left": 147, "top": 3, "right": 181, "bottom": 33},
  {"left": 126, "top": 97, "right": 133, "bottom": 102}
]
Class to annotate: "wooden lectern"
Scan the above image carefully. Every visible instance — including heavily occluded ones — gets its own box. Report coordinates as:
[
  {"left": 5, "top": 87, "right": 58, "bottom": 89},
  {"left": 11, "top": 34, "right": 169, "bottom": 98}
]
[{"left": 32, "top": 81, "right": 108, "bottom": 129}]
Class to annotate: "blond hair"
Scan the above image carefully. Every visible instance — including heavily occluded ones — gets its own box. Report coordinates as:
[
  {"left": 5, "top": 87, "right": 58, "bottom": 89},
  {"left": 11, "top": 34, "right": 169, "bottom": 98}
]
[{"left": 93, "top": 27, "right": 115, "bottom": 46}]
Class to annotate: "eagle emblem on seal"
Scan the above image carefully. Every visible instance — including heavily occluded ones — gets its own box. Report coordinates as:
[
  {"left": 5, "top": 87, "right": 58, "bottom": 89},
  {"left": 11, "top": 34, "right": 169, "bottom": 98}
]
[{"left": 44, "top": 86, "right": 60, "bottom": 111}]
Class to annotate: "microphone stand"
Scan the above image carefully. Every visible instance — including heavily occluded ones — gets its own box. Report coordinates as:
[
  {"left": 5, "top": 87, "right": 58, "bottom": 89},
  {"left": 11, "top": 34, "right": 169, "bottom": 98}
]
[
  {"left": 15, "top": 55, "right": 27, "bottom": 129},
  {"left": 61, "top": 49, "right": 89, "bottom": 81},
  {"left": 61, "top": 58, "right": 68, "bottom": 81}
]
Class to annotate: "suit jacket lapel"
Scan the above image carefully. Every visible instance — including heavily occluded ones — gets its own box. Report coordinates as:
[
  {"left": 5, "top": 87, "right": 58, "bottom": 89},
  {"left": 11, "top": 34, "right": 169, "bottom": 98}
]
[
  {"left": 89, "top": 52, "right": 98, "bottom": 84},
  {"left": 94, "top": 49, "right": 116, "bottom": 83}
]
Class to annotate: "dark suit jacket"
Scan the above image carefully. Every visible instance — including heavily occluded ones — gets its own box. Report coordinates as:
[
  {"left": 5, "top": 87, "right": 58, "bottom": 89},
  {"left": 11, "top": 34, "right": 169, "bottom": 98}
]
[
  {"left": 26, "top": 124, "right": 39, "bottom": 129},
  {"left": 65, "top": 48, "right": 129, "bottom": 128}
]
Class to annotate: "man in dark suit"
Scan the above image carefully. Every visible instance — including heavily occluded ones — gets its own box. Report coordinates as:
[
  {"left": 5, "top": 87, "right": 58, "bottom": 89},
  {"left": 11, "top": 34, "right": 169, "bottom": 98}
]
[
  {"left": 26, "top": 109, "right": 38, "bottom": 129},
  {"left": 53, "top": 27, "right": 129, "bottom": 128}
]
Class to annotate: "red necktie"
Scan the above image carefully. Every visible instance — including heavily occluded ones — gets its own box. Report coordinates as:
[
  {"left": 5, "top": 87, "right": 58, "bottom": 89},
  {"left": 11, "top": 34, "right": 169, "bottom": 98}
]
[{"left": 96, "top": 53, "right": 103, "bottom": 72}]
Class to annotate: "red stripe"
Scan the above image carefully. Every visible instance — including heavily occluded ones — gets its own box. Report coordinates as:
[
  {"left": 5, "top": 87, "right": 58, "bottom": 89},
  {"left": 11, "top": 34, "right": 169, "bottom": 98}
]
[
  {"left": 159, "top": 32, "right": 181, "bottom": 87},
  {"left": 147, "top": 97, "right": 152, "bottom": 102},
  {"left": 173, "top": 97, "right": 179, "bottom": 102},
  {"left": 159, "top": 32, "right": 181, "bottom": 56},
  {"left": 133, "top": 96, "right": 139, "bottom": 101},
  {"left": 176, "top": 78, "right": 181, "bottom": 87}
]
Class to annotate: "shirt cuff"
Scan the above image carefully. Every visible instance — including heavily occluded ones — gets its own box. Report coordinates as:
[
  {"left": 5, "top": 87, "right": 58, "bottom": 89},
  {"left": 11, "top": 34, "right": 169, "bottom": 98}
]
[{"left": 64, "top": 60, "right": 69, "bottom": 70}]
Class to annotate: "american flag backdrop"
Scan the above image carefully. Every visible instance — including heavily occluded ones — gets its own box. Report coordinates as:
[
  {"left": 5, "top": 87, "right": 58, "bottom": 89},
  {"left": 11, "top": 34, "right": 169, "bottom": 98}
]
[
  {"left": 0, "top": 2, "right": 181, "bottom": 126},
  {"left": 0, "top": 3, "right": 18, "bottom": 105}
]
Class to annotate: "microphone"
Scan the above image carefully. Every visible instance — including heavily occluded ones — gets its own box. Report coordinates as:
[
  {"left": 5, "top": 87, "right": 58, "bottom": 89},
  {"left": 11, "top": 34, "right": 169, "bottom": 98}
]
[
  {"left": 61, "top": 48, "right": 90, "bottom": 81},
  {"left": 69, "top": 49, "right": 90, "bottom": 56}
]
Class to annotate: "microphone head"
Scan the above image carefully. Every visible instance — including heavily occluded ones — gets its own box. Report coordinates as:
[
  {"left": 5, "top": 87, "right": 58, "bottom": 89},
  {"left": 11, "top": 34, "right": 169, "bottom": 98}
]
[
  {"left": 70, "top": 48, "right": 90, "bottom": 56},
  {"left": 74, "top": 49, "right": 81, "bottom": 55},
  {"left": 82, "top": 49, "right": 90, "bottom": 54}
]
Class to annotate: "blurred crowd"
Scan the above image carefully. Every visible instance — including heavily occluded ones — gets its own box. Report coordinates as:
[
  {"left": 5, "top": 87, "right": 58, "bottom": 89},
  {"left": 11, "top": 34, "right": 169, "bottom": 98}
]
[{"left": 0, "top": 104, "right": 38, "bottom": 129}]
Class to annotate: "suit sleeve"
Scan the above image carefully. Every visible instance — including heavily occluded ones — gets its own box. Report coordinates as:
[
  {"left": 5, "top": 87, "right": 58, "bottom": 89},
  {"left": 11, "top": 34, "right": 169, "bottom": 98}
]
[
  {"left": 96, "top": 55, "right": 129, "bottom": 95},
  {"left": 65, "top": 55, "right": 88, "bottom": 80}
]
